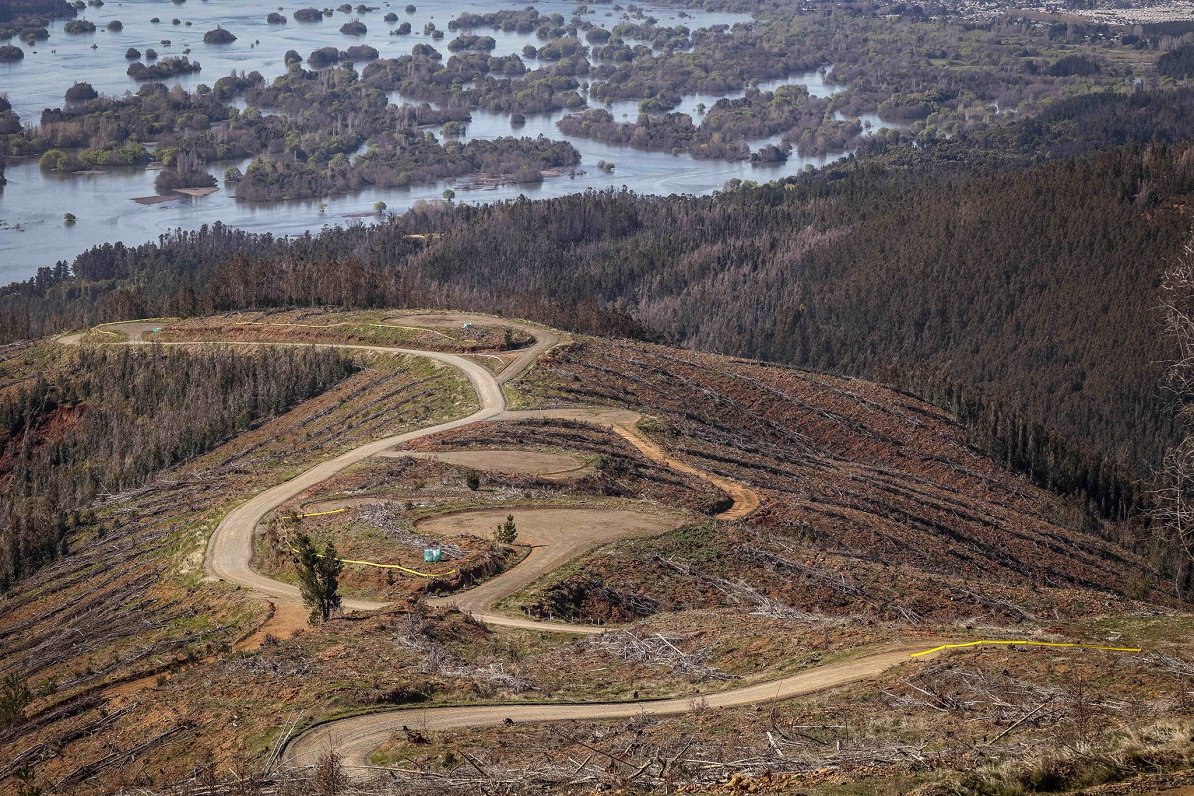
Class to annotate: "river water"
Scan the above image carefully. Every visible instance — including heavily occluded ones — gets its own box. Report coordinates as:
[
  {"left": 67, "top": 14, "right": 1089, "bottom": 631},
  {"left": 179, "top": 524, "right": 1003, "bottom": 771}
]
[{"left": 0, "top": 0, "right": 881, "bottom": 283}]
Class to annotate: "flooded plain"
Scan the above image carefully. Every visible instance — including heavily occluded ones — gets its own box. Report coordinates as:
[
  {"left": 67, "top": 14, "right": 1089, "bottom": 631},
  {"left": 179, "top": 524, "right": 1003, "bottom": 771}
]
[{"left": 0, "top": 0, "right": 885, "bottom": 282}]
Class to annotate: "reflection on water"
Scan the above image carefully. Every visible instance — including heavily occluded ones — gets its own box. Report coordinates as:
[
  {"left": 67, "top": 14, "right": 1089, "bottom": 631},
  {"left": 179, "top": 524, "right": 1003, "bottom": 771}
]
[
  {"left": 0, "top": 0, "right": 894, "bottom": 283},
  {"left": 0, "top": 0, "right": 751, "bottom": 122}
]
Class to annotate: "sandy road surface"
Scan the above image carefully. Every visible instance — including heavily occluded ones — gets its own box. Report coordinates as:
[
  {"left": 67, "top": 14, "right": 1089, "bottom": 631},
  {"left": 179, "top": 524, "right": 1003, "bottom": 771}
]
[
  {"left": 61, "top": 316, "right": 557, "bottom": 615},
  {"left": 415, "top": 405, "right": 763, "bottom": 631},
  {"left": 59, "top": 315, "right": 1151, "bottom": 779},
  {"left": 285, "top": 645, "right": 929, "bottom": 769},
  {"left": 423, "top": 507, "right": 684, "bottom": 633},
  {"left": 76, "top": 317, "right": 548, "bottom": 590},
  {"left": 200, "top": 339, "right": 507, "bottom": 612}
]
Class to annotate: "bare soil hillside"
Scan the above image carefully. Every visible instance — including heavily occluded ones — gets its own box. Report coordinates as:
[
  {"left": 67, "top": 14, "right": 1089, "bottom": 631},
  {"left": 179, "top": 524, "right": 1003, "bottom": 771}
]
[
  {"left": 0, "top": 316, "right": 1187, "bottom": 796},
  {"left": 505, "top": 337, "right": 1169, "bottom": 624}
]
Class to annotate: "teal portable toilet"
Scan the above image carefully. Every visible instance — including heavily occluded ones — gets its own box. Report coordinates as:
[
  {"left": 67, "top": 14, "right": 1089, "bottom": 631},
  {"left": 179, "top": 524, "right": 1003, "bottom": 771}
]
[{"left": 424, "top": 547, "right": 442, "bottom": 563}]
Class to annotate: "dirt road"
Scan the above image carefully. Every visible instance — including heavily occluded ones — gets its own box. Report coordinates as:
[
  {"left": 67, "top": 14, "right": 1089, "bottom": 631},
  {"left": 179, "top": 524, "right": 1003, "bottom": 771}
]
[
  {"left": 64, "top": 315, "right": 559, "bottom": 616},
  {"left": 284, "top": 645, "right": 928, "bottom": 769},
  {"left": 69, "top": 316, "right": 759, "bottom": 628},
  {"left": 60, "top": 314, "right": 1150, "bottom": 780},
  {"left": 204, "top": 349, "right": 501, "bottom": 613},
  {"left": 423, "top": 507, "right": 684, "bottom": 633},
  {"left": 62, "top": 313, "right": 789, "bottom": 770}
]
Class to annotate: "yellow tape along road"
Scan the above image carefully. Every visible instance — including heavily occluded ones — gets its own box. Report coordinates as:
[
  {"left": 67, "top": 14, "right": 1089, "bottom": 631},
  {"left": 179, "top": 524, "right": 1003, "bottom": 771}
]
[
  {"left": 911, "top": 639, "right": 1143, "bottom": 658},
  {"left": 70, "top": 320, "right": 1152, "bottom": 775},
  {"left": 287, "top": 508, "right": 458, "bottom": 577},
  {"left": 287, "top": 544, "right": 457, "bottom": 579},
  {"left": 295, "top": 508, "right": 349, "bottom": 519}
]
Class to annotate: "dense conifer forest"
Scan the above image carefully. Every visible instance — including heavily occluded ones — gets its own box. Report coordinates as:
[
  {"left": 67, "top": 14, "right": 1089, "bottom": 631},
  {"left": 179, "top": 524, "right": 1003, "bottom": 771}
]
[{"left": 0, "top": 346, "right": 356, "bottom": 592}]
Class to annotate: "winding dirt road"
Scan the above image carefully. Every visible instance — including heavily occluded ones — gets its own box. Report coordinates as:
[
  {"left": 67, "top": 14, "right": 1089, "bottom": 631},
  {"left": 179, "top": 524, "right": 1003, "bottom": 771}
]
[
  {"left": 204, "top": 344, "right": 503, "bottom": 615},
  {"left": 78, "top": 315, "right": 758, "bottom": 628},
  {"left": 65, "top": 313, "right": 936, "bottom": 776},
  {"left": 285, "top": 646, "right": 925, "bottom": 770}
]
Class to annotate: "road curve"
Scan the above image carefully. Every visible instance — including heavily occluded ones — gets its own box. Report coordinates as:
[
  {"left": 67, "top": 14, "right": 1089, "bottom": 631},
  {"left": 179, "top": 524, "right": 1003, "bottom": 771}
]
[
  {"left": 69, "top": 316, "right": 759, "bottom": 627},
  {"left": 62, "top": 327, "right": 512, "bottom": 613},
  {"left": 284, "top": 645, "right": 931, "bottom": 770},
  {"left": 424, "top": 506, "right": 682, "bottom": 635},
  {"left": 423, "top": 406, "right": 761, "bottom": 633},
  {"left": 63, "top": 314, "right": 785, "bottom": 770},
  {"left": 61, "top": 317, "right": 548, "bottom": 611},
  {"left": 59, "top": 316, "right": 1131, "bottom": 778},
  {"left": 205, "top": 344, "right": 505, "bottom": 613}
]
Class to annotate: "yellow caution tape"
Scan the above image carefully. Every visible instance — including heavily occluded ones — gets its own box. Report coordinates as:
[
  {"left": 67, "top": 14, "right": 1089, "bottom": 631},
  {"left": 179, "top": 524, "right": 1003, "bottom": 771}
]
[
  {"left": 289, "top": 508, "right": 455, "bottom": 575},
  {"left": 326, "top": 555, "right": 456, "bottom": 578},
  {"left": 91, "top": 319, "right": 170, "bottom": 337},
  {"left": 911, "top": 640, "right": 1142, "bottom": 658},
  {"left": 286, "top": 508, "right": 455, "bottom": 576},
  {"left": 288, "top": 545, "right": 456, "bottom": 579},
  {"left": 296, "top": 508, "right": 348, "bottom": 519}
]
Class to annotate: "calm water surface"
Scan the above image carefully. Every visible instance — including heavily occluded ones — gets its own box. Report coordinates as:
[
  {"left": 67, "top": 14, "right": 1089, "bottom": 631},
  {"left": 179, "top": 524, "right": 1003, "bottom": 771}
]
[{"left": 0, "top": 0, "right": 882, "bottom": 283}]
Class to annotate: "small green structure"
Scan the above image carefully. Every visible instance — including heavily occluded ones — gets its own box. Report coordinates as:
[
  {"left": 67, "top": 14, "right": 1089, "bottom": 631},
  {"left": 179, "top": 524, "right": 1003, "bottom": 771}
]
[{"left": 423, "top": 547, "right": 442, "bottom": 563}]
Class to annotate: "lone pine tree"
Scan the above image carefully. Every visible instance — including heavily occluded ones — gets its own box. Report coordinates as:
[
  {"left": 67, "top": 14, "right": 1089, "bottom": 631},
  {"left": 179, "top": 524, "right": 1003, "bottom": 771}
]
[
  {"left": 495, "top": 514, "right": 517, "bottom": 545},
  {"left": 293, "top": 532, "right": 344, "bottom": 624}
]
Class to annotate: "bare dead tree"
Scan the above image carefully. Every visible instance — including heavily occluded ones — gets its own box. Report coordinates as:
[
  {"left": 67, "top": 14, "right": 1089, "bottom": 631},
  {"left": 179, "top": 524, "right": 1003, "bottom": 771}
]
[{"left": 1154, "top": 234, "right": 1194, "bottom": 597}]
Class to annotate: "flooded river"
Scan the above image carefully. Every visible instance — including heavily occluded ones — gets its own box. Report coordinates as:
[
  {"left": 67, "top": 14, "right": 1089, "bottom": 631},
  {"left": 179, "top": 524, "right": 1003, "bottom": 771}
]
[{"left": 0, "top": 0, "right": 884, "bottom": 283}]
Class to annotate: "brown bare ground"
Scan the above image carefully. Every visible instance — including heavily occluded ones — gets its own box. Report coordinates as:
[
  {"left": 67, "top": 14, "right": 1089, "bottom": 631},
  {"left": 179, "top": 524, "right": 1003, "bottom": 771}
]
[
  {"left": 7, "top": 314, "right": 1191, "bottom": 795},
  {"left": 379, "top": 448, "right": 589, "bottom": 477},
  {"left": 422, "top": 507, "right": 685, "bottom": 632}
]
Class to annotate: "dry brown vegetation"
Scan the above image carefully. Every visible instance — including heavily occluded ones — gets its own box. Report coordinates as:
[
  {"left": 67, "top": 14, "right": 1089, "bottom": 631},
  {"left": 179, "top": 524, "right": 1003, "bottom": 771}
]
[
  {"left": 0, "top": 340, "right": 474, "bottom": 792},
  {"left": 152, "top": 310, "right": 534, "bottom": 353},
  {"left": 1, "top": 318, "right": 1192, "bottom": 795},
  {"left": 254, "top": 419, "right": 723, "bottom": 603},
  {"left": 124, "top": 618, "right": 1194, "bottom": 795},
  {"left": 504, "top": 337, "right": 1171, "bottom": 626},
  {"left": 354, "top": 626, "right": 1194, "bottom": 796}
]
